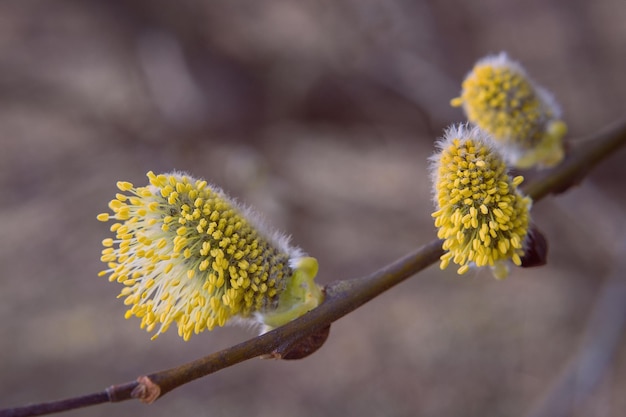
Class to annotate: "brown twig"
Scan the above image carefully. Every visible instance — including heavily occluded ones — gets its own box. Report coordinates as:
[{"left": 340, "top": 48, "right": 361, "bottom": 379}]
[
  {"left": 522, "top": 118, "right": 626, "bottom": 200},
  {"left": 2, "top": 118, "right": 626, "bottom": 417}
]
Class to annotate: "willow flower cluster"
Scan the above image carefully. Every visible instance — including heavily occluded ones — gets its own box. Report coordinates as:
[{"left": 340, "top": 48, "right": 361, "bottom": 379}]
[
  {"left": 451, "top": 53, "right": 567, "bottom": 169},
  {"left": 431, "top": 125, "right": 532, "bottom": 279},
  {"left": 98, "top": 171, "right": 323, "bottom": 341}
]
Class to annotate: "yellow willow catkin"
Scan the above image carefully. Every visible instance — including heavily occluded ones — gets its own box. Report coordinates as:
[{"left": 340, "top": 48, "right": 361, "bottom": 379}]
[
  {"left": 430, "top": 125, "right": 532, "bottom": 279},
  {"left": 98, "top": 171, "right": 323, "bottom": 340},
  {"left": 451, "top": 53, "right": 567, "bottom": 169}
]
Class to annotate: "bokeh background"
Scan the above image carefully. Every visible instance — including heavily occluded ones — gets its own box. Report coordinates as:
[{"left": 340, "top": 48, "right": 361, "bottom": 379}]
[{"left": 1, "top": 1, "right": 625, "bottom": 416}]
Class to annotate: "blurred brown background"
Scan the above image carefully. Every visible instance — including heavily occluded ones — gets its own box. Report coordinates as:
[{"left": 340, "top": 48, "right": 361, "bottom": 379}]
[{"left": 1, "top": 1, "right": 625, "bottom": 416}]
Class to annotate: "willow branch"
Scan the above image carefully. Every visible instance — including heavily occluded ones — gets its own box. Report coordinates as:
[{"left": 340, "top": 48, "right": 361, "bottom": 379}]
[
  {"left": 522, "top": 118, "right": 626, "bottom": 200},
  {"left": 2, "top": 118, "right": 626, "bottom": 417}
]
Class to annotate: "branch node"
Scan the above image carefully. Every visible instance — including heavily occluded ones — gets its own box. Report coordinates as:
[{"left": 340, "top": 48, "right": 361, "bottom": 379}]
[{"left": 131, "top": 376, "right": 161, "bottom": 404}]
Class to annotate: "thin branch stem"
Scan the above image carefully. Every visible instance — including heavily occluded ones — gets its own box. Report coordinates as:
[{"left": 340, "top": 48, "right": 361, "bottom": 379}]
[
  {"left": 2, "top": 119, "right": 626, "bottom": 417},
  {"left": 522, "top": 118, "right": 626, "bottom": 200},
  {"left": 0, "top": 393, "right": 110, "bottom": 417}
]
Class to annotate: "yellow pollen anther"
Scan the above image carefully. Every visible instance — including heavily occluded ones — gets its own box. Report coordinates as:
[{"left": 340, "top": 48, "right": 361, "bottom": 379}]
[{"left": 116, "top": 181, "right": 134, "bottom": 191}]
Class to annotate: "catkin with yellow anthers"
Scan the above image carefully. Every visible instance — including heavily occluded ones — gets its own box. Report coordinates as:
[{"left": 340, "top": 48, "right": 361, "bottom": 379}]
[
  {"left": 451, "top": 53, "right": 567, "bottom": 169},
  {"left": 430, "top": 125, "right": 532, "bottom": 279},
  {"left": 97, "top": 171, "right": 323, "bottom": 340}
]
